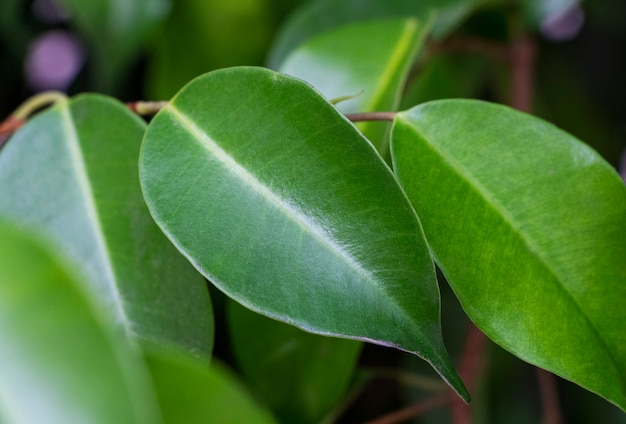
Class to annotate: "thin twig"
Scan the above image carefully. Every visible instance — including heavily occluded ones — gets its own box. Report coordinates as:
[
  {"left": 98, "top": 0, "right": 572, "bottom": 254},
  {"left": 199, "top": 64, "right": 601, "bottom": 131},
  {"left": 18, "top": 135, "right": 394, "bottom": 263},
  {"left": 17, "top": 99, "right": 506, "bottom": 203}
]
[
  {"left": 364, "top": 393, "right": 450, "bottom": 424},
  {"left": 508, "top": 36, "right": 536, "bottom": 112},
  {"left": 537, "top": 369, "right": 564, "bottom": 424},
  {"left": 346, "top": 112, "right": 396, "bottom": 122},
  {"left": 126, "top": 101, "right": 168, "bottom": 116},
  {"left": 451, "top": 323, "right": 489, "bottom": 424}
]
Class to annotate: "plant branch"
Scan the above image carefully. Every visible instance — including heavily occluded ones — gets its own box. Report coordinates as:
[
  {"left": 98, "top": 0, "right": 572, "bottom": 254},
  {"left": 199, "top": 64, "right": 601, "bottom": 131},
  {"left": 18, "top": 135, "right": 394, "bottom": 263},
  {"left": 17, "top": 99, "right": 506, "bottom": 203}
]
[
  {"left": 0, "top": 91, "right": 68, "bottom": 148},
  {"left": 451, "top": 322, "right": 489, "bottom": 424},
  {"left": 126, "top": 101, "right": 168, "bottom": 116},
  {"left": 364, "top": 393, "right": 449, "bottom": 424},
  {"left": 508, "top": 36, "right": 536, "bottom": 112},
  {"left": 346, "top": 112, "right": 396, "bottom": 122},
  {"left": 537, "top": 369, "right": 564, "bottom": 424}
]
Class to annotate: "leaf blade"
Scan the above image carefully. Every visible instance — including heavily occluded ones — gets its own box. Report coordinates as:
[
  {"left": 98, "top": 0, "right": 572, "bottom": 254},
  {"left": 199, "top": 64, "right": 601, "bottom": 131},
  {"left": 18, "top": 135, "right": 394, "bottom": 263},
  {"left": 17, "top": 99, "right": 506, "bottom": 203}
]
[
  {"left": 391, "top": 99, "right": 626, "bottom": 410},
  {"left": 280, "top": 18, "right": 429, "bottom": 153},
  {"left": 0, "top": 223, "right": 160, "bottom": 424},
  {"left": 140, "top": 66, "right": 467, "bottom": 399},
  {"left": 0, "top": 95, "right": 213, "bottom": 357}
]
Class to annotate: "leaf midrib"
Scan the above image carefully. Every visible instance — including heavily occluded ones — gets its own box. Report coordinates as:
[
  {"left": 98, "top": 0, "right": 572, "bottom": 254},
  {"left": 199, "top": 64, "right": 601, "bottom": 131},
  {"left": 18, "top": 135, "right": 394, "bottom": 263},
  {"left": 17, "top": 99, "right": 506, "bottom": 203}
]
[
  {"left": 59, "top": 103, "right": 132, "bottom": 337},
  {"left": 398, "top": 115, "right": 624, "bottom": 385},
  {"left": 165, "top": 104, "right": 434, "bottom": 352}
]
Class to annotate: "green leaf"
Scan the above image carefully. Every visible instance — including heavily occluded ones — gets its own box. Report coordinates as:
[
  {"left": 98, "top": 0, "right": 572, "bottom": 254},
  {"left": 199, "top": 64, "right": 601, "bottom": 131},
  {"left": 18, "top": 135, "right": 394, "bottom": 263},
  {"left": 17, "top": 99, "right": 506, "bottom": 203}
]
[
  {"left": 280, "top": 18, "right": 429, "bottom": 154},
  {"left": 145, "top": 347, "right": 277, "bottom": 424},
  {"left": 227, "top": 300, "right": 362, "bottom": 423},
  {"left": 146, "top": 0, "right": 274, "bottom": 100},
  {"left": 391, "top": 99, "right": 626, "bottom": 410},
  {"left": 0, "top": 94, "right": 213, "bottom": 357},
  {"left": 57, "top": 0, "right": 171, "bottom": 92},
  {"left": 267, "top": 0, "right": 482, "bottom": 69},
  {"left": 0, "top": 223, "right": 160, "bottom": 423},
  {"left": 140, "top": 66, "right": 468, "bottom": 400}
]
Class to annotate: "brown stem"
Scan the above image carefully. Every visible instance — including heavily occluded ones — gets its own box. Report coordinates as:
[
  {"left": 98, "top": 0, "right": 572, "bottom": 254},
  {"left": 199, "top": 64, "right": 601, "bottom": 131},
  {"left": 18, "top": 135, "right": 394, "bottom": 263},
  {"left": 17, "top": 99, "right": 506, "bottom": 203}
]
[
  {"left": 451, "top": 323, "right": 489, "bottom": 424},
  {"left": 364, "top": 393, "right": 450, "bottom": 424},
  {"left": 508, "top": 36, "right": 536, "bottom": 112},
  {"left": 537, "top": 369, "right": 564, "bottom": 424},
  {"left": 126, "top": 101, "right": 168, "bottom": 116},
  {"left": 346, "top": 112, "right": 396, "bottom": 122}
]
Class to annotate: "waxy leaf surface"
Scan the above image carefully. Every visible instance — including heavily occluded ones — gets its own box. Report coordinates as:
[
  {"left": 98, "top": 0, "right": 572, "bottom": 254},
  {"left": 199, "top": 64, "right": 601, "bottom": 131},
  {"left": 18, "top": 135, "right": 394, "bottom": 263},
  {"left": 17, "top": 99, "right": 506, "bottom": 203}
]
[
  {"left": 391, "top": 99, "right": 626, "bottom": 410},
  {"left": 281, "top": 18, "right": 427, "bottom": 154},
  {"left": 267, "top": 0, "right": 482, "bottom": 69},
  {"left": 228, "top": 300, "right": 362, "bottom": 423},
  {"left": 0, "top": 224, "right": 160, "bottom": 424},
  {"left": 0, "top": 95, "right": 213, "bottom": 357},
  {"left": 145, "top": 347, "right": 276, "bottom": 424},
  {"left": 140, "top": 66, "right": 467, "bottom": 400}
]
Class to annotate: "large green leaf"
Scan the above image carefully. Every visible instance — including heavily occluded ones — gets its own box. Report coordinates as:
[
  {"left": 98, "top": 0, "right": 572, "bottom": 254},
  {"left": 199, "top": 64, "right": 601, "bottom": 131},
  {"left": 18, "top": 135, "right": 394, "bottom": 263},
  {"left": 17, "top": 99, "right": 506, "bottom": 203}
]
[
  {"left": 145, "top": 347, "right": 276, "bottom": 424},
  {"left": 0, "top": 223, "right": 160, "bottom": 423},
  {"left": 280, "top": 18, "right": 428, "bottom": 154},
  {"left": 228, "top": 300, "right": 362, "bottom": 423},
  {"left": 139, "top": 66, "right": 467, "bottom": 400},
  {"left": 57, "top": 0, "right": 170, "bottom": 92},
  {"left": 0, "top": 94, "right": 213, "bottom": 357},
  {"left": 391, "top": 99, "right": 626, "bottom": 410},
  {"left": 267, "top": 0, "right": 483, "bottom": 69}
]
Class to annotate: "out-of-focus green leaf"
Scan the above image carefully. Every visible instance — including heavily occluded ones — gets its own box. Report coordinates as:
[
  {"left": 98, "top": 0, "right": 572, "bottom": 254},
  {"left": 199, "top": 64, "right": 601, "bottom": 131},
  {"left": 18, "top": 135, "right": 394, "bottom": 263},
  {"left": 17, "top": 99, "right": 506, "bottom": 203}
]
[
  {"left": 400, "top": 54, "right": 488, "bottom": 109},
  {"left": 140, "top": 66, "right": 468, "bottom": 400},
  {"left": 280, "top": 18, "right": 428, "bottom": 154},
  {"left": 267, "top": 0, "right": 484, "bottom": 69},
  {"left": 227, "top": 300, "right": 362, "bottom": 423},
  {"left": 0, "top": 223, "right": 160, "bottom": 424},
  {"left": 146, "top": 0, "right": 274, "bottom": 100},
  {"left": 145, "top": 347, "right": 277, "bottom": 424},
  {"left": 391, "top": 99, "right": 626, "bottom": 411},
  {"left": 57, "top": 0, "right": 171, "bottom": 92},
  {"left": 0, "top": 94, "right": 213, "bottom": 357}
]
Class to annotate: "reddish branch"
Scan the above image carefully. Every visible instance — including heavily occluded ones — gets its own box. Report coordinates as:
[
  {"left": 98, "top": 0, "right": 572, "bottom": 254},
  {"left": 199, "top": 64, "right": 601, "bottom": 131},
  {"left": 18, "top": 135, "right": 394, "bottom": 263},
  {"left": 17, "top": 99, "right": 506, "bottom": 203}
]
[
  {"left": 0, "top": 117, "right": 25, "bottom": 149},
  {"left": 451, "top": 323, "right": 489, "bottom": 424},
  {"left": 365, "top": 393, "right": 449, "bottom": 424}
]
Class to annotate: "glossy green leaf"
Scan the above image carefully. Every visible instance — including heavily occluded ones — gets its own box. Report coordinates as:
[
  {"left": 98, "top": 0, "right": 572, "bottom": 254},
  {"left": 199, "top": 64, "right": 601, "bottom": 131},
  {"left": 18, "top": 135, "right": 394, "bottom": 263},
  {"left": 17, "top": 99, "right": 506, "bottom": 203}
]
[
  {"left": 140, "top": 66, "right": 467, "bottom": 400},
  {"left": 391, "top": 99, "right": 626, "bottom": 410},
  {"left": 145, "top": 347, "right": 276, "bottom": 424},
  {"left": 267, "top": 0, "right": 483, "bottom": 69},
  {"left": 0, "top": 223, "right": 160, "bottom": 423},
  {"left": 228, "top": 300, "right": 361, "bottom": 423},
  {"left": 280, "top": 18, "right": 428, "bottom": 154},
  {"left": 57, "top": 0, "right": 170, "bottom": 92},
  {"left": 0, "top": 94, "right": 213, "bottom": 357}
]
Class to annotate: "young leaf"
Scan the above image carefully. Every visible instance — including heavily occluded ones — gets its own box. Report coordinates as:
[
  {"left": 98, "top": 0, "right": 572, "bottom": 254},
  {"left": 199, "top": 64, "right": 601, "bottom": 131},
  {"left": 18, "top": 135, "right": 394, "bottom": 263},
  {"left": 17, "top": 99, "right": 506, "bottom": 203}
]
[
  {"left": 144, "top": 347, "right": 277, "bottom": 424},
  {"left": 267, "top": 0, "right": 482, "bottom": 69},
  {"left": 0, "top": 223, "right": 160, "bottom": 423},
  {"left": 391, "top": 99, "right": 626, "bottom": 411},
  {"left": 139, "top": 66, "right": 468, "bottom": 400},
  {"left": 280, "top": 18, "right": 429, "bottom": 154},
  {"left": 228, "top": 300, "right": 362, "bottom": 423},
  {"left": 0, "top": 94, "right": 213, "bottom": 357}
]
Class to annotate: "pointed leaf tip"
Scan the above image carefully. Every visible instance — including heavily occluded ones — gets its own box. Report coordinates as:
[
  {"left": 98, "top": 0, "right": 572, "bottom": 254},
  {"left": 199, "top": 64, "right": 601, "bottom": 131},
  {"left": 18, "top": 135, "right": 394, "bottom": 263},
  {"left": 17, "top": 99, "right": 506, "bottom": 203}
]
[{"left": 392, "top": 99, "right": 626, "bottom": 410}]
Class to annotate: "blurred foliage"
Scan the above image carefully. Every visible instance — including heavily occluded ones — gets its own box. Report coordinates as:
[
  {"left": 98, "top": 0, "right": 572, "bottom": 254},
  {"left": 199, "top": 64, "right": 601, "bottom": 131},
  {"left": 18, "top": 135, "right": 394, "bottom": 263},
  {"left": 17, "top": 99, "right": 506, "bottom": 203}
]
[{"left": 1, "top": 0, "right": 625, "bottom": 422}]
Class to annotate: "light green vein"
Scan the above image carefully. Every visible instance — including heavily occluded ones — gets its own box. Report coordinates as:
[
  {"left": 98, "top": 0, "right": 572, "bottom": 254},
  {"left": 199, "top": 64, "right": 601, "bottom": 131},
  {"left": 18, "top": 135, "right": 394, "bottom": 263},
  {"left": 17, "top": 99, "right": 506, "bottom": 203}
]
[{"left": 59, "top": 103, "right": 131, "bottom": 336}]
